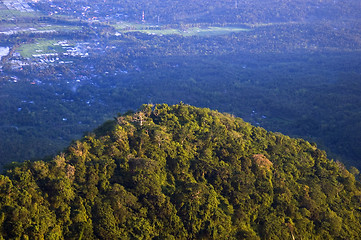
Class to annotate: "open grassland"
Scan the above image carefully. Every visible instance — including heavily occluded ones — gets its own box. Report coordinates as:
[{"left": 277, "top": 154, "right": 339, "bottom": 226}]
[
  {"left": 181, "top": 26, "right": 251, "bottom": 36},
  {"left": 36, "top": 24, "right": 81, "bottom": 31},
  {"left": 16, "top": 39, "right": 64, "bottom": 58},
  {"left": 114, "top": 22, "right": 250, "bottom": 36}
]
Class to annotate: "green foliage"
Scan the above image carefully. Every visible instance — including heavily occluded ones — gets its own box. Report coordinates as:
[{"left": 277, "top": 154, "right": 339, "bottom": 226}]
[{"left": 0, "top": 104, "right": 361, "bottom": 239}]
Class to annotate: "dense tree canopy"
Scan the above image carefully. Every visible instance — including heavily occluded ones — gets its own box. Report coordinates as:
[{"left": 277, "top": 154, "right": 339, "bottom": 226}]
[{"left": 1, "top": 103, "right": 361, "bottom": 239}]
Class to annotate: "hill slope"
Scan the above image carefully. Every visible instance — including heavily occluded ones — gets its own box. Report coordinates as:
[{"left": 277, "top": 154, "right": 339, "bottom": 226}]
[{"left": 1, "top": 103, "right": 361, "bottom": 239}]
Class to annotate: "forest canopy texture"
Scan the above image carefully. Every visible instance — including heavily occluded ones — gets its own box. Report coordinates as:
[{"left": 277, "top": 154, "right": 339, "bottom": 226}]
[{"left": 1, "top": 104, "right": 361, "bottom": 239}]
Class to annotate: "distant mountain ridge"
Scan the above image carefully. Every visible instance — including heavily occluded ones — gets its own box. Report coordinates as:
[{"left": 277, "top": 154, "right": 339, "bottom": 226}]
[{"left": 0, "top": 103, "right": 360, "bottom": 239}]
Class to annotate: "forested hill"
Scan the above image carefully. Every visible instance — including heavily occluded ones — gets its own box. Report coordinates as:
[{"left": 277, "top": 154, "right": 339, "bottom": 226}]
[{"left": 1, "top": 104, "right": 361, "bottom": 239}]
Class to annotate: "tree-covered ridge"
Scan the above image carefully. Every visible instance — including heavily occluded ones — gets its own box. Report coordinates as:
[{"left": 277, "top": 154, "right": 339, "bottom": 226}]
[{"left": 1, "top": 103, "right": 361, "bottom": 239}]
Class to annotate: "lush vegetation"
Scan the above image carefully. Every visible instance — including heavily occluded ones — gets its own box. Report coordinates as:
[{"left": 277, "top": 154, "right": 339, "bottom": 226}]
[{"left": 1, "top": 104, "right": 361, "bottom": 239}]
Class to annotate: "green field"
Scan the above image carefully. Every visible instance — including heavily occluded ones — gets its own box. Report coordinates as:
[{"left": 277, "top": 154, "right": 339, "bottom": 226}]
[
  {"left": 38, "top": 24, "right": 81, "bottom": 31},
  {"left": 181, "top": 26, "right": 251, "bottom": 36},
  {"left": 16, "top": 39, "right": 65, "bottom": 58},
  {"left": 114, "top": 22, "right": 250, "bottom": 36}
]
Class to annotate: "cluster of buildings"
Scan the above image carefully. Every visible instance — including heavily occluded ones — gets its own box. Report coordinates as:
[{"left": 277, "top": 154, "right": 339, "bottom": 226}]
[{"left": 7, "top": 40, "right": 89, "bottom": 70}]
